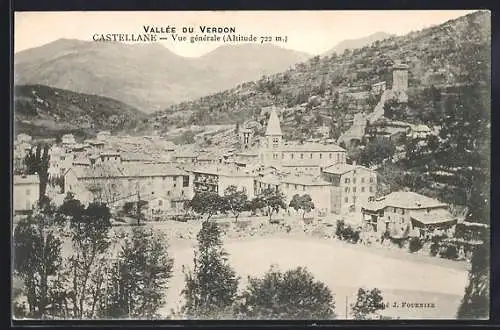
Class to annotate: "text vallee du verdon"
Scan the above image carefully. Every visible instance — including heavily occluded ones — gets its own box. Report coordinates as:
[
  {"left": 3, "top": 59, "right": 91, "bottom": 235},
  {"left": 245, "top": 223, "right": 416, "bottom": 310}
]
[{"left": 143, "top": 25, "right": 237, "bottom": 34}]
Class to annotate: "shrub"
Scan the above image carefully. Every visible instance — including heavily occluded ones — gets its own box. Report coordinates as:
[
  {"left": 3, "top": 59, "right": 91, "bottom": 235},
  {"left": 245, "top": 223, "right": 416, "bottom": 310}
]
[
  {"left": 440, "top": 245, "right": 458, "bottom": 260},
  {"left": 409, "top": 237, "right": 423, "bottom": 253},
  {"left": 430, "top": 242, "right": 440, "bottom": 256}
]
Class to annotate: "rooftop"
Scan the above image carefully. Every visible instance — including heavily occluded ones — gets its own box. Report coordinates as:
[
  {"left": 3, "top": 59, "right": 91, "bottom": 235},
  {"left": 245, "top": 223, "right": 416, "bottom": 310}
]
[
  {"left": 282, "top": 174, "right": 331, "bottom": 186},
  {"left": 122, "top": 163, "right": 189, "bottom": 177},
  {"left": 278, "top": 143, "right": 345, "bottom": 152},
  {"left": 191, "top": 165, "right": 254, "bottom": 177},
  {"left": 14, "top": 174, "right": 39, "bottom": 185},
  {"left": 120, "top": 152, "right": 154, "bottom": 162},
  {"left": 323, "top": 163, "right": 373, "bottom": 175},
  {"left": 363, "top": 192, "right": 448, "bottom": 211},
  {"left": 410, "top": 209, "right": 456, "bottom": 225},
  {"left": 257, "top": 174, "right": 282, "bottom": 186}
]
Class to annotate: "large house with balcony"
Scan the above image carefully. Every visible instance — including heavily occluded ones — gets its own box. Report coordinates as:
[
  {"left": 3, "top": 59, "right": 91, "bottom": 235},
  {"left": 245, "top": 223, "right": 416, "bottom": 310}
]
[
  {"left": 360, "top": 191, "right": 457, "bottom": 239},
  {"left": 191, "top": 165, "right": 256, "bottom": 199}
]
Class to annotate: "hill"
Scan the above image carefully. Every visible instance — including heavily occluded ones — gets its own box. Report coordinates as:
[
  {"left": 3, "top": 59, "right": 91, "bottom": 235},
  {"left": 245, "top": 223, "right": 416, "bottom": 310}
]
[
  {"left": 322, "top": 32, "right": 395, "bottom": 57},
  {"left": 150, "top": 10, "right": 490, "bottom": 140},
  {"left": 14, "top": 84, "right": 149, "bottom": 140},
  {"left": 14, "top": 39, "right": 311, "bottom": 113}
]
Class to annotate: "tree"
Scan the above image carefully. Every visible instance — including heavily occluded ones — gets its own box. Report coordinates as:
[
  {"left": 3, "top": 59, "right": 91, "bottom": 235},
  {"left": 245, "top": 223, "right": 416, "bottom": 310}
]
[
  {"left": 361, "top": 139, "right": 396, "bottom": 166},
  {"left": 288, "top": 194, "right": 315, "bottom": 219},
  {"left": 182, "top": 221, "right": 239, "bottom": 319},
  {"left": 408, "top": 237, "right": 423, "bottom": 253},
  {"left": 254, "top": 188, "right": 286, "bottom": 222},
  {"left": 457, "top": 238, "right": 489, "bottom": 319},
  {"left": 223, "top": 185, "right": 248, "bottom": 222},
  {"left": 101, "top": 228, "right": 174, "bottom": 319},
  {"left": 235, "top": 266, "right": 335, "bottom": 320},
  {"left": 58, "top": 194, "right": 113, "bottom": 318},
  {"left": 24, "top": 143, "right": 51, "bottom": 203},
  {"left": 351, "top": 288, "right": 385, "bottom": 320},
  {"left": 13, "top": 203, "right": 66, "bottom": 318},
  {"left": 185, "top": 192, "right": 226, "bottom": 222}
]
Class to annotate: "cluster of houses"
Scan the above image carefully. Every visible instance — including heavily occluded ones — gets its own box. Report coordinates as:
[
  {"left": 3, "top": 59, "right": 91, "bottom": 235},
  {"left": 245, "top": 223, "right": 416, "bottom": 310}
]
[{"left": 13, "top": 107, "right": 459, "bottom": 240}]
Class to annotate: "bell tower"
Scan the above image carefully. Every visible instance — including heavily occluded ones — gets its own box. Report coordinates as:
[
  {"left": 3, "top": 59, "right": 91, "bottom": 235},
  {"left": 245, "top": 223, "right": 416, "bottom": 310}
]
[{"left": 264, "top": 108, "right": 283, "bottom": 149}]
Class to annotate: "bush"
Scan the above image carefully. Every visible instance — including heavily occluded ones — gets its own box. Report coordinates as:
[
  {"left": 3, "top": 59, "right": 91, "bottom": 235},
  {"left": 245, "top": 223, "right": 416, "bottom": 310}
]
[
  {"left": 235, "top": 266, "right": 335, "bottom": 320},
  {"left": 440, "top": 245, "right": 458, "bottom": 260},
  {"left": 409, "top": 237, "right": 423, "bottom": 253},
  {"left": 335, "top": 220, "right": 361, "bottom": 243},
  {"left": 430, "top": 242, "right": 440, "bottom": 256}
]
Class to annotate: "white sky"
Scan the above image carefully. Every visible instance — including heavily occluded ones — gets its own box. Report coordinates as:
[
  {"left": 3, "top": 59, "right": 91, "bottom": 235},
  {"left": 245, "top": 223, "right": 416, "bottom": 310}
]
[{"left": 14, "top": 10, "right": 479, "bottom": 57}]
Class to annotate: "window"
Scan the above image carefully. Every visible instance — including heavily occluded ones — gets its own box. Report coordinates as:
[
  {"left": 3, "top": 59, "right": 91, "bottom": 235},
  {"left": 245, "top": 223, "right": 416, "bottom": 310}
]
[
  {"left": 291, "top": 154, "right": 294, "bottom": 159},
  {"left": 282, "top": 153, "right": 285, "bottom": 159},
  {"left": 183, "top": 176, "right": 189, "bottom": 187},
  {"left": 294, "top": 185, "right": 297, "bottom": 190},
  {"left": 303, "top": 186, "right": 305, "bottom": 191},
  {"left": 353, "top": 187, "right": 356, "bottom": 193},
  {"left": 167, "top": 191, "right": 170, "bottom": 196},
  {"left": 361, "top": 187, "right": 365, "bottom": 192},
  {"left": 158, "top": 200, "right": 163, "bottom": 206},
  {"left": 286, "top": 183, "right": 289, "bottom": 188},
  {"left": 174, "top": 183, "right": 177, "bottom": 188},
  {"left": 369, "top": 186, "right": 373, "bottom": 192},
  {"left": 345, "top": 197, "right": 349, "bottom": 203},
  {"left": 353, "top": 178, "right": 356, "bottom": 184},
  {"left": 370, "top": 177, "right": 374, "bottom": 183},
  {"left": 361, "top": 177, "right": 365, "bottom": 183},
  {"left": 329, "top": 153, "right": 333, "bottom": 159},
  {"left": 345, "top": 187, "right": 350, "bottom": 193},
  {"left": 401, "top": 209, "right": 405, "bottom": 215},
  {"left": 345, "top": 178, "right": 350, "bottom": 184},
  {"left": 320, "top": 153, "right": 323, "bottom": 159},
  {"left": 310, "top": 153, "right": 313, "bottom": 159},
  {"left": 337, "top": 153, "right": 340, "bottom": 161},
  {"left": 26, "top": 189, "right": 30, "bottom": 196},
  {"left": 301, "top": 153, "right": 304, "bottom": 159}
]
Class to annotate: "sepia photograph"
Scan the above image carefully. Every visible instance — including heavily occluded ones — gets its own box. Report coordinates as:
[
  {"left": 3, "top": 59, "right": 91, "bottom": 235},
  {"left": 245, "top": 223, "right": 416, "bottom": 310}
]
[{"left": 12, "top": 10, "right": 490, "bottom": 321}]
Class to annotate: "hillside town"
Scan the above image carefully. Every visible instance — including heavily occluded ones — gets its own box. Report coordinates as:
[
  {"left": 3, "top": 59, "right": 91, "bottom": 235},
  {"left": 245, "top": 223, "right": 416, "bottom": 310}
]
[
  {"left": 13, "top": 62, "right": 486, "bottom": 263},
  {"left": 12, "top": 10, "right": 490, "bottom": 322}
]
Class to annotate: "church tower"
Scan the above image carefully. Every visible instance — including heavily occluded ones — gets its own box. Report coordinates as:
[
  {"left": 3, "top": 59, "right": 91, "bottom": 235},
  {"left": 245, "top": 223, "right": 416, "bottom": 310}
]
[{"left": 265, "top": 108, "right": 283, "bottom": 149}]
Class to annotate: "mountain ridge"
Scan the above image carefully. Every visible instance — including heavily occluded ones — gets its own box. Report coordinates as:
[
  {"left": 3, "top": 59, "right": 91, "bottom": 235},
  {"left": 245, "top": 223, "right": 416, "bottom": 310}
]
[{"left": 14, "top": 40, "right": 312, "bottom": 113}]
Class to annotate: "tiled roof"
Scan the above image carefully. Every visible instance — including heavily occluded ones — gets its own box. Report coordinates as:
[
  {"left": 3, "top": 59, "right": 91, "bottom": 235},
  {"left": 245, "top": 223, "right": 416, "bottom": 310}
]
[
  {"left": 410, "top": 209, "right": 456, "bottom": 225},
  {"left": 363, "top": 191, "right": 448, "bottom": 211},
  {"left": 120, "top": 152, "right": 154, "bottom": 162},
  {"left": 278, "top": 143, "right": 345, "bottom": 152},
  {"left": 257, "top": 174, "right": 282, "bottom": 186},
  {"left": 122, "top": 163, "right": 188, "bottom": 177},
  {"left": 323, "top": 164, "right": 373, "bottom": 175},
  {"left": 282, "top": 175, "right": 331, "bottom": 186},
  {"left": 191, "top": 165, "right": 254, "bottom": 177},
  {"left": 14, "top": 174, "right": 39, "bottom": 185}
]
